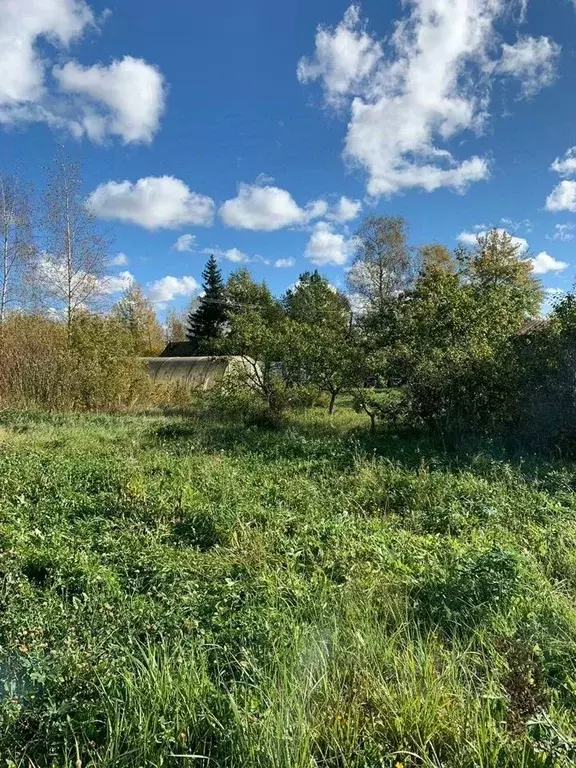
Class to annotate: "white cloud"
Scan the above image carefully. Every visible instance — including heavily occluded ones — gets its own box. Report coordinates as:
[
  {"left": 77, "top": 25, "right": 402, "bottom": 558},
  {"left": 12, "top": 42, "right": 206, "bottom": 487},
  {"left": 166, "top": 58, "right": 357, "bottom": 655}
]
[
  {"left": 549, "top": 224, "right": 575, "bottom": 242},
  {"left": 108, "top": 252, "right": 128, "bottom": 267},
  {"left": 87, "top": 176, "right": 215, "bottom": 230},
  {"left": 0, "top": 0, "right": 93, "bottom": 109},
  {"left": 528, "top": 251, "right": 569, "bottom": 275},
  {"left": 326, "top": 196, "right": 362, "bottom": 223},
  {"left": 275, "top": 258, "right": 296, "bottom": 268},
  {"left": 54, "top": 56, "right": 166, "bottom": 144},
  {"left": 297, "top": 5, "right": 382, "bottom": 108},
  {"left": 550, "top": 147, "right": 576, "bottom": 177},
  {"left": 457, "top": 228, "right": 528, "bottom": 254},
  {"left": 456, "top": 231, "right": 479, "bottom": 246},
  {"left": 203, "top": 247, "right": 268, "bottom": 265},
  {"left": 305, "top": 222, "right": 356, "bottom": 266},
  {"left": 36, "top": 254, "right": 133, "bottom": 300},
  {"left": 220, "top": 183, "right": 326, "bottom": 231},
  {"left": 496, "top": 36, "right": 560, "bottom": 98},
  {"left": 101, "top": 270, "right": 134, "bottom": 294},
  {"left": 0, "top": 0, "right": 167, "bottom": 145},
  {"left": 299, "top": 3, "right": 559, "bottom": 197},
  {"left": 173, "top": 234, "right": 197, "bottom": 252},
  {"left": 147, "top": 275, "right": 199, "bottom": 305},
  {"left": 546, "top": 181, "right": 576, "bottom": 213}
]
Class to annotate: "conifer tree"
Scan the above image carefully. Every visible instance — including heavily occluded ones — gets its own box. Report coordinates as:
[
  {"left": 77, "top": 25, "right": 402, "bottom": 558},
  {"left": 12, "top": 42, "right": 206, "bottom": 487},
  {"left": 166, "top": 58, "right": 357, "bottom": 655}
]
[{"left": 187, "top": 255, "right": 227, "bottom": 352}]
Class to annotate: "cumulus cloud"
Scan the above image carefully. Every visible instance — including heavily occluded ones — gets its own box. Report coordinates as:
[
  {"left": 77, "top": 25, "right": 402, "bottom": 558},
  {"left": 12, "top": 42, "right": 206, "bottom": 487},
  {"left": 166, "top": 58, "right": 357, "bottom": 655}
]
[
  {"left": 54, "top": 56, "right": 166, "bottom": 144},
  {"left": 108, "top": 252, "right": 128, "bottom": 267},
  {"left": 275, "top": 258, "right": 296, "bottom": 268},
  {"left": 326, "top": 196, "right": 362, "bottom": 223},
  {"left": 549, "top": 224, "right": 575, "bottom": 242},
  {"left": 550, "top": 147, "right": 576, "bottom": 177},
  {"left": 299, "top": 2, "right": 558, "bottom": 197},
  {"left": 0, "top": 0, "right": 93, "bottom": 109},
  {"left": 546, "top": 181, "right": 576, "bottom": 213},
  {"left": 173, "top": 234, "right": 197, "bottom": 252},
  {"left": 147, "top": 275, "right": 199, "bottom": 305},
  {"left": 202, "top": 247, "right": 268, "bottom": 265},
  {"left": 36, "top": 253, "right": 133, "bottom": 304},
  {"left": 0, "top": 0, "right": 167, "bottom": 144},
  {"left": 87, "top": 176, "right": 215, "bottom": 230},
  {"left": 457, "top": 228, "right": 529, "bottom": 254},
  {"left": 101, "top": 270, "right": 134, "bottom": 294},
  {"left": 305, "top": 222, "right": 356, "bottom": 266},
  {"left": 297, "top": 5, "right": 382, "bottom": 108},
  {"left": 528, "top": 252, "right": 569, "bottom": 275},
  {"left": 496, "top": 36, "right": 560, "bottom": 98},
  {"left": 220, "top": 183, "right": 326, "bottom": 231}
]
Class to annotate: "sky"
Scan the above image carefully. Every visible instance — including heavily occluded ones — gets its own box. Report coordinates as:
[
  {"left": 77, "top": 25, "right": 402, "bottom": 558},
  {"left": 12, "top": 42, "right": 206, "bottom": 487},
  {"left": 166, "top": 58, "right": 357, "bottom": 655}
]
[{"left": 1, "top": 0, "right": 576, "bottom": 314}]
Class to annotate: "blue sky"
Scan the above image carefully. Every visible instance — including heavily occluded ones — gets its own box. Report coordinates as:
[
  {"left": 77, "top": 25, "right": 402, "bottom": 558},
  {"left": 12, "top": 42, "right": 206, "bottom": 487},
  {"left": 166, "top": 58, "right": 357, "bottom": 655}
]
[{"left": 1, "top": 0, "right": 576, "bottom": 313}]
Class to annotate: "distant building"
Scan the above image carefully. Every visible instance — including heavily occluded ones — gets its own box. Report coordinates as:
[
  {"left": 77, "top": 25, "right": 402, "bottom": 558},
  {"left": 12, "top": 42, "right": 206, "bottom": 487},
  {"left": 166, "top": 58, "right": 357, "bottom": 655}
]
[{"left": 142, "top": 354, "right": 259, "bottom": 391}]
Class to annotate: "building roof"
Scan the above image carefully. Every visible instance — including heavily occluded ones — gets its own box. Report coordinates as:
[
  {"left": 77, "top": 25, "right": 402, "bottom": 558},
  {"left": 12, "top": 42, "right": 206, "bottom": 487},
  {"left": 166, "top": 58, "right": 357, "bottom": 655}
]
[
  {"left": 142, "top": 355, "right": 256, "bottom": 390},
  {"left": 160, "top": 341, "right": 198, "bottom": 357},
  {"left": 518, "top": 318, "right": 550, "bottom": 336}
]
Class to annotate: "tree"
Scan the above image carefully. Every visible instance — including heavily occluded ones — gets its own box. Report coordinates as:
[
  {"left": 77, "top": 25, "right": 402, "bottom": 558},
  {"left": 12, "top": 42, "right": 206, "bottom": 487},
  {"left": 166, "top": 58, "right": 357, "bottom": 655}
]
[
  {"left": 388, "top": 229, "right": 544, "bottom": 432},
  {"left": 112, "top": 282, "right": 164, "bottom": 355},
  {"left": 40, "top": 154, "right": 109, "bottom": 334},
  {"left": 187, "top": 255, "right": 227, "bottom": 353},
  {"left": 165, "top": 308, "right": 187, "bottom": 344},
  {"left": 347, "top": 215, "right": 414, "bottom": 327},
  {"left": 418, "top": 244, "right": 455, "bottom": 275},
  {"left": 222, "top": 308, "right": 291, "bottom": 412},
  {"left": 0, "top": 173, "right": 34, "bottom": 329},
  {"left": 226, "top": 267, "right": 281, "bottom": 323},
  {"left": 284, "top": 270, "right": 350, "bottom": 329},
  {"left": 464, "top": 229, "right": 542, "bottom": 330},
  {"left": 287, "top": 322, "right": 366, "bottom": 415}
]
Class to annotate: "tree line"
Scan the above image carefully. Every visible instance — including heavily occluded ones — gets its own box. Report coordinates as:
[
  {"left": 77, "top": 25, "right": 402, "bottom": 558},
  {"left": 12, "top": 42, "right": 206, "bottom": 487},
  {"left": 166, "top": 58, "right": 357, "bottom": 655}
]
[
  {"left": 186, "top": 217, "right": 576, "bottom": 447},
  {"left": 2, "top": 153, "right": 574, "bottom": 447}
]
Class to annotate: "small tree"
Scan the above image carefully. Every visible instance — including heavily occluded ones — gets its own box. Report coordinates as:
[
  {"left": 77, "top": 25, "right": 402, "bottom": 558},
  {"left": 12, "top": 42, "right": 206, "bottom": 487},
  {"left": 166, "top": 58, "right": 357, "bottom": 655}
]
[
  {"left": 223, "top": 309, "right": 291, "bottom": 413},
  {"left": 187, "top": 255, "right": 227, "bottom": 353},
  {"left": 112, "top": 282, "right": 164, "bottom": 355},
  {"left": 288, "top": 323, "right": 366, "bottom": 415},
  {"left": 390, "top": 230, "right": 544, "bottom": 432},
  {"left": 347, "top": 215, "right": 414, "bottom": 330},
  {"left": 39, "top": 154, "right": 109, "bottom": 334},
  {"left": 284, "top": 270, "right": 350, "bottom": 328},
  {"left": 165, "top": 308, "right": 187, "bottom": 344},
  {"left": 225, "top": 267, "right": 282, "bottom": 323},
  {"left": 418, "top": 243, "right": 455, "bottom": 275},
  {"left": 0, "top": 172, "right": 34, "bottom": 330}
]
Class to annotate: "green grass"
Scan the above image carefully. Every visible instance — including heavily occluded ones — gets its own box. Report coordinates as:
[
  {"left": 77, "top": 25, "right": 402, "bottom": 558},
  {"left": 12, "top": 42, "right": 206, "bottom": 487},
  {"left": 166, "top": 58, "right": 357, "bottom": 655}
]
[{"left": 1, "top": 406, "right": 576, "bottom": 766}]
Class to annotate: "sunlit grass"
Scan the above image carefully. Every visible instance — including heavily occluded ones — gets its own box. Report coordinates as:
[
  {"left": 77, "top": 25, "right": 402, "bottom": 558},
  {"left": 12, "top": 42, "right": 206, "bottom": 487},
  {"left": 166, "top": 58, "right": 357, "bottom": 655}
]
[{"left": 1, "top": 406, "right": 576, "bottom": 766}]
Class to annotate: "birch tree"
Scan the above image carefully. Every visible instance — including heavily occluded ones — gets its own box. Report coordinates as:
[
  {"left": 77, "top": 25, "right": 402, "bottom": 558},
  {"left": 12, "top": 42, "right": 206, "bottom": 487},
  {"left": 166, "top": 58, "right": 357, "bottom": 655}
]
[
  {"left": 40, "top": 155, "right": 109, "bottom": 332},
  {"left": 0, "top": 173, "right": 34, "bottom": 327}
]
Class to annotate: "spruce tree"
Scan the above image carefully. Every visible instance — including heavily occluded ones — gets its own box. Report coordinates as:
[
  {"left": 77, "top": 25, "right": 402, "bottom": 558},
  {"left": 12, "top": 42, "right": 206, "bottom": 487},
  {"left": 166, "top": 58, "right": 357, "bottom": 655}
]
[{"left": 187, "top": 255, "right": 227, "bottom": 352}]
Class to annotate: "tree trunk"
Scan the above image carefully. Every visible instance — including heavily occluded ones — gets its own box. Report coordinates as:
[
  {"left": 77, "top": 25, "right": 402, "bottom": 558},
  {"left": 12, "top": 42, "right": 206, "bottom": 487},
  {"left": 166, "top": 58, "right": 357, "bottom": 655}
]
[
  {"left": 370, "top": 413, "right": 376, "bottom": 432},
  {"left": 328, "top": 390, "right": 337, "bottom": 415}
]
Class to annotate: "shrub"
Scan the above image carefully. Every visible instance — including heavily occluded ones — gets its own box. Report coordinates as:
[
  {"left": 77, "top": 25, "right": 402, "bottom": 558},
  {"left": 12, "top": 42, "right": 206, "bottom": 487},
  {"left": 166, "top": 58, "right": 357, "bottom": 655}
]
[{"left": 0, "top": 313, "right": 180, "bottom": 412}]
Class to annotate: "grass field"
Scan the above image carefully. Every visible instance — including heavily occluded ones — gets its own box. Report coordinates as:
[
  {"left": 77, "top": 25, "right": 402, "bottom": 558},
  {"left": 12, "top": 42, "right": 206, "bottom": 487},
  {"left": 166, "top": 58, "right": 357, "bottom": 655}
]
[{"left": 1, "top": 406, "right": 576, "bottom": 766}]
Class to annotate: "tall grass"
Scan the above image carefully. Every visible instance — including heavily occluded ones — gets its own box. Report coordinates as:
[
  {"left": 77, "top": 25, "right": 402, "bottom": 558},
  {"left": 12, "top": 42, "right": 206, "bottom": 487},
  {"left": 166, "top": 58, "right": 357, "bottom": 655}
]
[{"left": 1, "top": 407, "right": 576, "bottom": 766}]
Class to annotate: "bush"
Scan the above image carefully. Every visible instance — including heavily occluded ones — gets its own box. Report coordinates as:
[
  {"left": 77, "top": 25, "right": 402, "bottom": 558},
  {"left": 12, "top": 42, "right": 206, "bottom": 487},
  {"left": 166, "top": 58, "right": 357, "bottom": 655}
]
[{"left": 0, "top": 313, "right": 182, "bottom": 412}]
